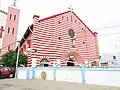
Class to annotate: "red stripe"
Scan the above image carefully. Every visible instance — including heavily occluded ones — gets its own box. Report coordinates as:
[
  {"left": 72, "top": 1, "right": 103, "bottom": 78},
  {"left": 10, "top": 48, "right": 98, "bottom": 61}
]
[{"left": 26, "top": 11, "right": 99, "bottom": 66}]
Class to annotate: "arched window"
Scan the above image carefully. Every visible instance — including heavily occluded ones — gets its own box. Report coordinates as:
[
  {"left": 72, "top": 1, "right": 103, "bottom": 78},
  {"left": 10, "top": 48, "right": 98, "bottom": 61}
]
[
  {"left": 14, "top": 15, "right": 16, "bottom": 21},
  {"left": 67, "top": 55, "right": 74, "bottom": 66},
  {"left": 62, "top": 16, "right": 64, "bottom": 19},
  {"left": 40, "top": 58, "right": 49, "bottom": 67},
  {"left": 75, "top": 19, "right": 77, "bottom": 23},
  {"left": 67, "top": 59, "right": 74, "bottom": 66},
  {"left": 67, "top": 17, "right": 68, "bottom": 21},
  {"left": 12, "top": 28, "right": 14, "bottom": 34},
  {"left": 10, "top": 14, "right": 12, "bottom": 19},
  {"left": 8, "top": 27, "right": 10, "bottom": 33},
  {"left": 71, "top": 16, "right": 72, "bottom": 22}
]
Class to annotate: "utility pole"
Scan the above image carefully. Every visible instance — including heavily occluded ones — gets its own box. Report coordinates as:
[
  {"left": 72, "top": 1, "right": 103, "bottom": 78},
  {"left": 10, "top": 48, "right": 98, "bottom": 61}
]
[
  {"left": 15, "top": 41, "right": 20, "bottom": 79},
  {"left": 15, "top": 25, "right": 34, "bottom": 78}
]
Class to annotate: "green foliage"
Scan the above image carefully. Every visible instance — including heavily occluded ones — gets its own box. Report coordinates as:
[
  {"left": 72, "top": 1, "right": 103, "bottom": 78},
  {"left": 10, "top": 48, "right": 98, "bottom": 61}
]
[{"left": 0, "top": 50, "right": 27, "bottom": 67}]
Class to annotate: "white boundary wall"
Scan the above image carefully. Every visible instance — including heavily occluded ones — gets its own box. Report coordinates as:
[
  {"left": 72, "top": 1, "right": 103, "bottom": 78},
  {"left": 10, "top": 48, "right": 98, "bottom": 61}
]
[{"left": 17, "top": 67, "right": 120, "bottom": 87}]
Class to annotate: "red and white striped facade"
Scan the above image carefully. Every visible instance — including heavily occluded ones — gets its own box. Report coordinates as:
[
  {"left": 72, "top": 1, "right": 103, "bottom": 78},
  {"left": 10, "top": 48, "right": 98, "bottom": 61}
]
[{"left": 20, "top": 11, "right": 99, "bottom": 67}]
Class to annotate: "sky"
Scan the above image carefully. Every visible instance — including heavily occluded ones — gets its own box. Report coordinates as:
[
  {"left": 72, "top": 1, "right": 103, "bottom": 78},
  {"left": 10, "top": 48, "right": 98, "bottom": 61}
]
[{"left": 1, "top": 0, "right": 120, "bottom": 54}]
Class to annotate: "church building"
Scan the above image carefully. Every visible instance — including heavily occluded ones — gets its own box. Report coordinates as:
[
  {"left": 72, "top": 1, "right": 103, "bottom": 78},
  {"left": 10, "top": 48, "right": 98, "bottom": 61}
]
[{"left": 20, "top": 10, "right": 99, "bottom": 67}]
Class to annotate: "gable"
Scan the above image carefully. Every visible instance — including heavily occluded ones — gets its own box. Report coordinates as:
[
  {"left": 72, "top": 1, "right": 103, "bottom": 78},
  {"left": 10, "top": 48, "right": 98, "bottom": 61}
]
[
  {"left": 71, "top": 12, "right": 95, "bottom": 36},
  {"left": 20, "top": 24, "right": 33, "bottom": 47},
  {"left": 20, "top": 10, "right": 96, "bottom": 48},
  {"left": 38, "top": 11, "right": 96, "bottom": 37},
  {"left": 30, "top": 10, "right": 99, "bottom": 63},
  {"left": 39, "top": 11, "right": 71, "bottom": 22}
]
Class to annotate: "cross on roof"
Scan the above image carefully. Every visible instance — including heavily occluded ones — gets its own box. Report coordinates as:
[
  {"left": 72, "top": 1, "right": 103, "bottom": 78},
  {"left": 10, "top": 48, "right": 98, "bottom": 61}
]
[
  {"left": 68, "top": 5, "right": 73, "bottom": 12},
  {"left": 13, "top": 0, "right": 17, "bottom": 6}
]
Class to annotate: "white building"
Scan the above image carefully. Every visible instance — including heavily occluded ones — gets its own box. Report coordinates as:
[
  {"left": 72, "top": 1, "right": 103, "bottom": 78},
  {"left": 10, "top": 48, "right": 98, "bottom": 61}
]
[
  {"left": 0, "top": 10, "right": 7, "bottom": 49},
  {"left": 99, "top": 52, "right": 120, "bottom": 66}
]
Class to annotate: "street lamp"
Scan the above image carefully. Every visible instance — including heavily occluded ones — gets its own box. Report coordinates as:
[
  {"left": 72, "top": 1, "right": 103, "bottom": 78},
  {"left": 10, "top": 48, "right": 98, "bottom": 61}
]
[{"left": 15, "top": 41, "right": 20, "bottom": 78}]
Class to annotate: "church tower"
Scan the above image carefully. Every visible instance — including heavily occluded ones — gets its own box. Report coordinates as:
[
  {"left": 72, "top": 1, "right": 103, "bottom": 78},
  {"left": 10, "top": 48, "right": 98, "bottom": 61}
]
[{"left": 1, "top": 0, "right": 20, "bottom": 55}]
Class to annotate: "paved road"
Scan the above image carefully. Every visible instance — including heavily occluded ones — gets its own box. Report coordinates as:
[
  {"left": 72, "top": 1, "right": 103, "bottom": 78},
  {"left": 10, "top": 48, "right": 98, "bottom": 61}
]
[{"left": 0, "top": 79, "right": 120, "bottom": 90}]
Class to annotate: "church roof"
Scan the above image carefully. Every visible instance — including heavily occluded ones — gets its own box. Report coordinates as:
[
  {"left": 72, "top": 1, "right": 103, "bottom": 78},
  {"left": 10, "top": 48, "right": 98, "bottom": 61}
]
[
  {"left": 20, "top": 24, "right": 33, "bottom": 47},
  {"left": 39, "top": 10, "right": 71, "bottom": 22},
  {"left": 20, "top": 10, "right": 96, "bottom": 47}
]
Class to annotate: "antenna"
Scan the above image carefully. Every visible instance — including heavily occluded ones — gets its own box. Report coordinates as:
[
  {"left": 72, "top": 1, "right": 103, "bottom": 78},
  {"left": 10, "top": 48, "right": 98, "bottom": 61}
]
[
  {"left": 13, "top": 0, "right": 17, "bottom": 6},
  {"left": 68, "top": 5, "right": 73, "bottom": 12}
]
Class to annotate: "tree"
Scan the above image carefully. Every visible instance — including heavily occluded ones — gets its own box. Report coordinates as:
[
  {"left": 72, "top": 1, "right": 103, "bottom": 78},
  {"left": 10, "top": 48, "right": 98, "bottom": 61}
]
[{"left": 0, "top": 50, "right": 27, "bottom": 67}]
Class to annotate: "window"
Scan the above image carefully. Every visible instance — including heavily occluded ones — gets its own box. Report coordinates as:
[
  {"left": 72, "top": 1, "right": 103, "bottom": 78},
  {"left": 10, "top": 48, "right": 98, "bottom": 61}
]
[
  {"left": 68, "top": 28, "right": 75, "bottom": 38},
  {"left": 12, "top": 28, "right": 14, "bottom": 34},
  {"left": 75, "top": 19, "right": 77, "bottom": 23},
  {"left": 67, "top": 59, "right": 74, "bottom": 66},
  {"left": 99, "top": 56, "right": 101, "bottom": 59},
  {"left": 10, "top": 14, "right": 12, "bottom": 19},
  {"left": 4, "top": 68, "right": 9, "bottom": 71},
  {"left": 8, "top": 27, "right": 10, "bottom": 33},
  {"left": 113, "top": 56, "right": 116, "bottom": 59},
  {"left": 14, "top": 15, "right": 16, "bottom": 21},
  {"left": 71, "top": 16, "right": 72, "bottom": 22},
  {"left": 34, "top": 49, "right": 37, "bottom": 52},
  {"left": 62, "top": 16, "right": 64, "bottom": 19},
  {"left": 40, "top": 58, "right": 49, "bottom": 67},
  {"left": 83, "top": 42, "right": 85, "bottom": 44},
  {"left": 58, "top": 37, "right": 61, "bottom": 40},
  {"left": 67, "top": 17, "right": 68, "bottom": 21},
  {"left": 91, "top": 61, "right": 97, "bottom": 66}
]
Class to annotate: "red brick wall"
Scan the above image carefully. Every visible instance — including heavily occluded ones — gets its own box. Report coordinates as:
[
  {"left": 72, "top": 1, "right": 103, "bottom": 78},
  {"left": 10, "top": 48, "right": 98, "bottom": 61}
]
[{"left": 27, "top": 11, "right": 99, "bottom": 66}]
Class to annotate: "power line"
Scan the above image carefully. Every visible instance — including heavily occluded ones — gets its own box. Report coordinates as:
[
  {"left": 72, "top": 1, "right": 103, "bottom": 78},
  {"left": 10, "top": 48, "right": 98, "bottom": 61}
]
[
  {"left": 0, "top": 28, "right": 27, "bottom": 51},
  {"left": 0, "top": 41, "right": 18, "bottom": 50}
]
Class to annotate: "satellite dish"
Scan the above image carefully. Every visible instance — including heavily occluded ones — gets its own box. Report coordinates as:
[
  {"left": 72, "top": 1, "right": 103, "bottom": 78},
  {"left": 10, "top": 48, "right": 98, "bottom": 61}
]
[{"left": 68, "top": 29, "right": 75, "bottom": 38}]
